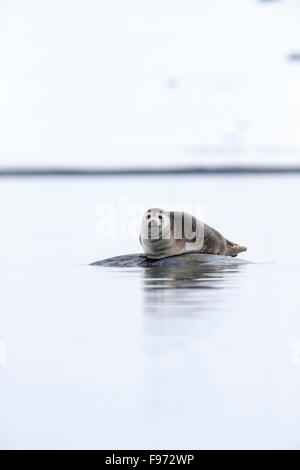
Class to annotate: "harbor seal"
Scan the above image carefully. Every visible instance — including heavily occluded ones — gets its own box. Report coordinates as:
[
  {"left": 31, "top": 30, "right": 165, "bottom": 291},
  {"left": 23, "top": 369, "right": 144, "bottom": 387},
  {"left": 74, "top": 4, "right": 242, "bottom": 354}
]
[{"left": 139, "top": 208, "right": 247, "bottom": 259}]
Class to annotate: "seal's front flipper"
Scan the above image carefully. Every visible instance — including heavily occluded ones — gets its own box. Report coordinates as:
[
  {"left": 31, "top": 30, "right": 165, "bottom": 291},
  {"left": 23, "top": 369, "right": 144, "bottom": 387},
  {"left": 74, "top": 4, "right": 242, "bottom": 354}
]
[{"left": 226, "top": 239, "right": 247, "bottom": 257}]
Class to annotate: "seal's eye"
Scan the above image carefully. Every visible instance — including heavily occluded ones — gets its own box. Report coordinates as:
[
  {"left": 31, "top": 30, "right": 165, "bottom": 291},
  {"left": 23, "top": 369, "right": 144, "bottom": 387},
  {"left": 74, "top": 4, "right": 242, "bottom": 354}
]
[
  {"left": 147, "top": 214, "right": 151, "bottom": 219},
  {"left": 158, "top": 215, "right": 163, "bottom": 221}
]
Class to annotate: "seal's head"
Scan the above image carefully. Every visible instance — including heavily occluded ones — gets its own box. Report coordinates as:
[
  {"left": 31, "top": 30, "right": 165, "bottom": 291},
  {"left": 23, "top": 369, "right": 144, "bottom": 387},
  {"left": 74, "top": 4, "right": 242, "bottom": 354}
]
[{"left": 140, "top": 208, "right": 172, "bottom": 258}]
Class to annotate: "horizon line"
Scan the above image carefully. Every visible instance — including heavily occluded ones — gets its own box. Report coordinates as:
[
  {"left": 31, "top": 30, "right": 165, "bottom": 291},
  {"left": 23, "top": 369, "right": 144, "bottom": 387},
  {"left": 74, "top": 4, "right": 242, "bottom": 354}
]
[{"left": 1, "top": 165, "right": 300, "bottom": 177}]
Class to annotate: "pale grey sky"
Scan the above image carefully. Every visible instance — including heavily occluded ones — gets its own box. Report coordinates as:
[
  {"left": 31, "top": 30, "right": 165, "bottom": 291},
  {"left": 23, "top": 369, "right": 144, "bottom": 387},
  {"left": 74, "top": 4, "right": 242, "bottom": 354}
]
[{"left": 0, "top": 0, "right": 300, "bottom": 167}]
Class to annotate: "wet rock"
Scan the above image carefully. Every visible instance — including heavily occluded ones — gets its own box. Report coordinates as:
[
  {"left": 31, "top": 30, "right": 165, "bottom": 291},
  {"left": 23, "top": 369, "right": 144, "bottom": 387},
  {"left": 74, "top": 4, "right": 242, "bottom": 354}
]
[{"left": 90, "top": 253, "right": 250, "bottom": 268}]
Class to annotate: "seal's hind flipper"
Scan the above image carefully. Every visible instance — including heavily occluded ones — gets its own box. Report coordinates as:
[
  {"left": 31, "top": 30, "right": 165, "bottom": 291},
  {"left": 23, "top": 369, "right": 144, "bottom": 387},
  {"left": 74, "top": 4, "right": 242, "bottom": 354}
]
[{"left": 226, "top": 239, "right": 247, "bottom": 257}]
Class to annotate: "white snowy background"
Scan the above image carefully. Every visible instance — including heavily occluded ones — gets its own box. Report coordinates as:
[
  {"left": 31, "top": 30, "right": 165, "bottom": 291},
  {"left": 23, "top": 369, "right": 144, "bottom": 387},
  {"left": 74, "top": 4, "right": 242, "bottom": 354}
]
[{"left": 0, "top": 0, "right": 300, "bottom": 168}]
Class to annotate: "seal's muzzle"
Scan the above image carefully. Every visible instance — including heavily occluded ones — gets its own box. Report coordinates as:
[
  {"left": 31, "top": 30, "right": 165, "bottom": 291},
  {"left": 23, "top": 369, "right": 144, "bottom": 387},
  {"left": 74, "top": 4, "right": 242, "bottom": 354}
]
[{"left": 147, "top": 220, "right": 162, "bottom": 240}]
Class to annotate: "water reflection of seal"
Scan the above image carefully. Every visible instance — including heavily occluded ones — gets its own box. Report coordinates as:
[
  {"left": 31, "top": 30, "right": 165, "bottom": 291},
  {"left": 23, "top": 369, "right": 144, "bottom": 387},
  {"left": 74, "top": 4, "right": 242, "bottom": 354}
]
[{"left": 140, "top": 208, "right": 247, "bottom": 259}]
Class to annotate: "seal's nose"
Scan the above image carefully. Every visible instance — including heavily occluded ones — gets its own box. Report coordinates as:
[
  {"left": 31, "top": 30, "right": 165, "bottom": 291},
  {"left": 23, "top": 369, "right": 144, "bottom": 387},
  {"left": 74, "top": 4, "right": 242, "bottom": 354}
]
[
  {"left": 148, "top": 219, "right": 160, "bottom": 227},
  {"left": 147, "top": 218, "right": 161, "bottom": 239}
]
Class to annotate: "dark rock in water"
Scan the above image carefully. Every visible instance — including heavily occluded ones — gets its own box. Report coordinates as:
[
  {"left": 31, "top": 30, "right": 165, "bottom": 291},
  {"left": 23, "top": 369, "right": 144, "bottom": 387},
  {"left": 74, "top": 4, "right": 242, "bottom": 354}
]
[
  {"left": 90, "top": 253, "right": 148, "bottom": 267},
  {"left": 90, "top": 253, "right": 249, "bottom": 268}
]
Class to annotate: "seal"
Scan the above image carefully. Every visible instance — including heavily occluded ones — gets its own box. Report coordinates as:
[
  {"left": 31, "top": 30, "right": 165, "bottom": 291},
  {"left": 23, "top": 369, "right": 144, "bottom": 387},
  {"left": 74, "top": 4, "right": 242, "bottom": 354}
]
[{"left": 139, "top": 208, "right": 247, "bottom": 259}]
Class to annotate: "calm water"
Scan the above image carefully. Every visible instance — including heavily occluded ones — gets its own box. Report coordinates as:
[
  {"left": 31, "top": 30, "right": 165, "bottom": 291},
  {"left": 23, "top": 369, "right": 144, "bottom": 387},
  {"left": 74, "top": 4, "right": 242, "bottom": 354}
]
[{"left": 1, "top": 175, "right": 300, "bottom": 450}]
